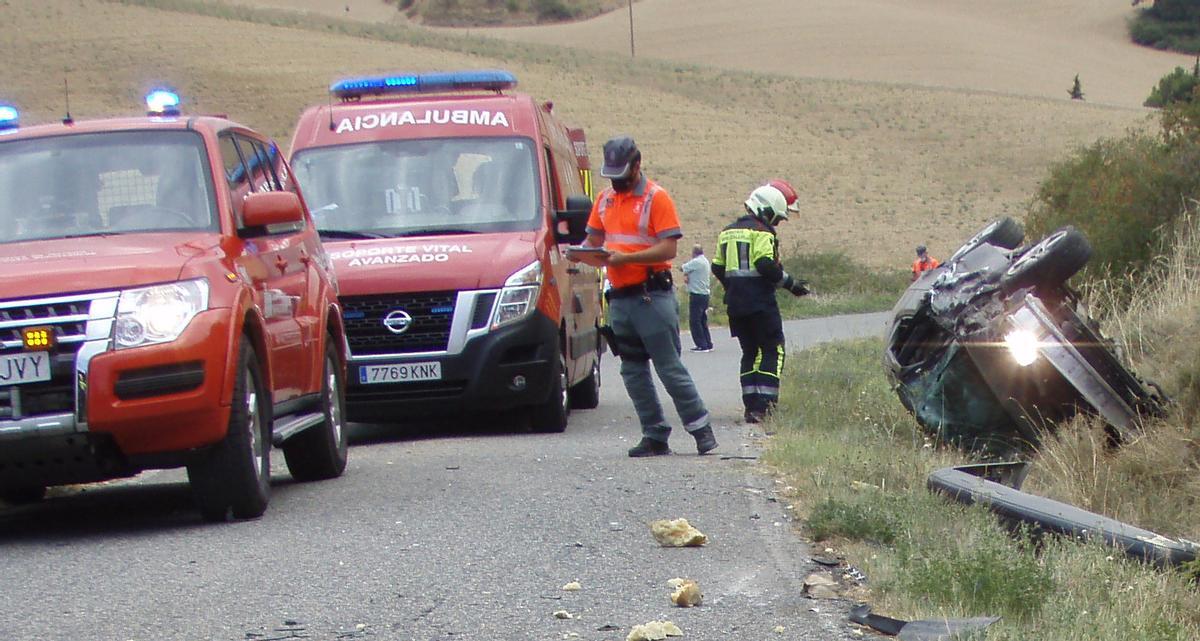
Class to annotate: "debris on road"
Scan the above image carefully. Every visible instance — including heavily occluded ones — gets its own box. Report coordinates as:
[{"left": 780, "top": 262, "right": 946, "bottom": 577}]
[
  {"left": 849, "top": 603, "right": 1000, "bottom": 640},
  {"left": 650, "top": 518, "right": 708, "bottom": 547},
  {"left": 774, "top": 625, "right": 786, "bottom": 634},
  {"left": 803, "top": 572, "right": 840, "bottom": 599},
  {"left": 626, "top": 621, "right": 683, "bottom": 641},
  {"left": 553, "top": 610, "right": 574, "bottom": 620},
  {"left": 667, "top": 577, "right": 703, "bottom": 607},
  {"left": 562, "top": 581, "right": 582, "bottom": 591}
]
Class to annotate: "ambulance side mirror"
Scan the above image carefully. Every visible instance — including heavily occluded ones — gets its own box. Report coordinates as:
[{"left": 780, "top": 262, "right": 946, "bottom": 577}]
[{"left": 555, "top": 195, "right": 592, "bottom": 245}]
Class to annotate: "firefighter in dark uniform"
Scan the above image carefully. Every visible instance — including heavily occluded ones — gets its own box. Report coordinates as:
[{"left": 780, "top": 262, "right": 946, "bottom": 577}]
[{"left": 712, "top": 182, "right": 808, "bottom": 423}]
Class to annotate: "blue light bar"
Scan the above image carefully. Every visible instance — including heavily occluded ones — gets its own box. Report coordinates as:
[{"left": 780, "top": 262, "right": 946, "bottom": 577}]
[
  {"left": 145, "top": 89, "right": 181, "bottom": 116},
  {"left": 0, "top": 104, "right": 18, "bottom": 131},
  {"left": 330, "top": 70, "right": 518, "bottom": 100}
]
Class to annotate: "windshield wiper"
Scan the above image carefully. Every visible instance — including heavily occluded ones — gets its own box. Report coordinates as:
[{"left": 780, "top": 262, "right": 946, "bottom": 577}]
[
  {"left": 393, "top": 229, "right": 480, "bottom": 237},
  {"left": 318, "top": 229, "right": 390, "bottom": 240}
]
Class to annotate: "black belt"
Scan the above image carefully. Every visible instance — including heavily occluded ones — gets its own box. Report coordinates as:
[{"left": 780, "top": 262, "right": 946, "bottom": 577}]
[{"left": 607, "top": 271, "right": 673, "bottom": 299}]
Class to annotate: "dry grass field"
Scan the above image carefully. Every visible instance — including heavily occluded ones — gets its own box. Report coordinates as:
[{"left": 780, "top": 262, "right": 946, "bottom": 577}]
[{"left": 0, "top": 0, "right": 1168, "bottom": 269}]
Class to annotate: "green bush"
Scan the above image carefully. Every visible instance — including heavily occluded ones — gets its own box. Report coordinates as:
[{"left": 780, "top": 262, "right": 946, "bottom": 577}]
[
  {"left": 533, "top": 0, "right": 577, "bottom": 21},
  {"left": 807, "top": 497, "right": 900, "bottom": 544},
  {"left": 1025, "top": 131, "right": 1200, "bottom": 282},
  {"left": 896, "top": 523, "right": 1054, "bottom": 622},
  {"left": 1131, "top": 1, "right": 1200, "bottom": 54},
  {"left": 1145, "top": 66, "right": 1200, "bottom": 107}
]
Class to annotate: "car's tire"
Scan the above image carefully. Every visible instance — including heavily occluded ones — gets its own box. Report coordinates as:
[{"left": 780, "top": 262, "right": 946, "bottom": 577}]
[
  {"left": 568, "top": 352, "right": 601, "bottom": 410},
  {"left": 530, "top": 344, "right": 569, "bottom": 433},
  {"left": 0, "top": 486, "right": 46, "bottom": 504},
  {"left": 187, "top": 337, "right": 272, "bottom": 522},
  {"left": 283, "top": 340, "right": 348, "bottom": 482},
  {"left": 949, "top": 217, "right": 1025, "bottom": 262},
  {"left": 1001, "top": 227, "right": 1091, "bottom": 292}
]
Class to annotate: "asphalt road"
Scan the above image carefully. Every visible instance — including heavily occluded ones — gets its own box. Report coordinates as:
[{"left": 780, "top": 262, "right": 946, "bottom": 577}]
[{"left": 0, "top": 312, "right": 889, "bottom": 641}]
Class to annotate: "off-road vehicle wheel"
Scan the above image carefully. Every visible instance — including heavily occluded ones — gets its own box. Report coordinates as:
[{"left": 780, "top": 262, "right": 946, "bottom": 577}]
[
  {"left": 568, "top": 349, "right": 601, "bottom": 411},
  {"left": 949, "top": 217, "right": 1025, "bottom": 263},
  {"left": 283, "top": 340, "right": 348, "bottom": 481},
  {"left": 1001, "top": 227, "right": 1091, "bottom": 293},
  {"left": 530, "top": 345, "right": 569, "bottom": 433},
  {"left": 188, "top": 338, "right": 271, "bottom": 521}
]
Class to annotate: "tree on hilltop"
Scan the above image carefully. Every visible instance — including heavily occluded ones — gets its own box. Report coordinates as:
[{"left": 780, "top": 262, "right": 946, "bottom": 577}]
[{"left": 1069, "top": 75, "right": 1085, "bottom": 100}]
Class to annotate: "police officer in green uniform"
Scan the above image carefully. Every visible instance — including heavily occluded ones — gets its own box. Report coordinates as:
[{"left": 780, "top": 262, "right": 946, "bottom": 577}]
[{"left": 711, "top": 182, "right": 808, "bottom": 423}]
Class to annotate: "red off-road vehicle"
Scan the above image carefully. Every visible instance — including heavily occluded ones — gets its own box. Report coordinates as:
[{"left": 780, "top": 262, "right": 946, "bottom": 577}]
[{"left": 0, "top": 92, "right": 348, "bottom": 521}]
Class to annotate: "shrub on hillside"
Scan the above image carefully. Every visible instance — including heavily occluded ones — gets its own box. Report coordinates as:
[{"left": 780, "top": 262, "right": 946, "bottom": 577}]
[
  {"left": 1130, "top": 0, "right": 1200, "bottom": 54},
  {"left": 1026, "top": 133, "right": 1200, "bottom": 281},
  {"left": 1145, "top": 65, "right": 1200, "bottom": 108},
  {"left": 533, "top": 0, "right": 578, "bottom": 21}
]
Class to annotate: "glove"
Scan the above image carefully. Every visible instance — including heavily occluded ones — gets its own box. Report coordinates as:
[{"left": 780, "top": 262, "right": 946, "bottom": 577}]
[
  {"left": 782, "top": 274, "right": 810, "bottom": 297},
  {"left": 788, "top": 280, "right": 810, "bottom": 297}
]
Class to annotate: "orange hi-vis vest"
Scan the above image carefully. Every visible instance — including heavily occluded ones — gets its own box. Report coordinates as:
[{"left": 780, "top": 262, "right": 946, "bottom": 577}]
[
  {"left": 586, "top": 177, "right": 683, "bottom": 288},
  {"left": 912, "top": 256, "right": 940, "bottom": 276}
]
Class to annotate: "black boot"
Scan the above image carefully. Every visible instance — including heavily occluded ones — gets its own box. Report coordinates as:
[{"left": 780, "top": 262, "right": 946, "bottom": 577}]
[
  {"left": 691, "top": 425, "right": 718, "bottom": 455},
  {"left": 628, "top": 437, "right": 671, "bottom": 457},
  {"left": 744, "top": 409, "right": 764, "bottom": 424}
]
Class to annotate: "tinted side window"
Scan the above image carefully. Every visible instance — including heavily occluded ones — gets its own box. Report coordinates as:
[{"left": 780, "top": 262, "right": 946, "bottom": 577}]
[
  {"left": 543, "top": 147, "right": 561, "bottom": 210},
  {"left": 236, "top": 136, "right": 280, "bottom": 193},
  {"left": 219, "top": 134, "right": 252, "bottom": 225}
]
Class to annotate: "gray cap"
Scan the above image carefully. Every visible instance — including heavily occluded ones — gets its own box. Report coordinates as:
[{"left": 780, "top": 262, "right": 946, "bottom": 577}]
[{"left": 600, "top": 136, "right": 640, "bottom": 178}]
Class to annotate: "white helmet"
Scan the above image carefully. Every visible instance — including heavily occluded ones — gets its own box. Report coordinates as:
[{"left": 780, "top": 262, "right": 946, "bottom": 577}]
[{"left": 744, "top": 185, "right": 789, "bottom": 225}]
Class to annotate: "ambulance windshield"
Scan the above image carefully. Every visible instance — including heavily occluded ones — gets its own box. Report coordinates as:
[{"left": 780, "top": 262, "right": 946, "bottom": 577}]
[
  {"left": 293, "top": 137, "right": 540, "bottom": 238},
  {"left": 0, "top": 131, "right": 218, "bottom": 243}
]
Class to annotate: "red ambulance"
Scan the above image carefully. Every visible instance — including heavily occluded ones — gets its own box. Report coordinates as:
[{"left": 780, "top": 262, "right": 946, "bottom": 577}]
[{"left": 288, "top": 70, "right": 603, "bottom": 431}]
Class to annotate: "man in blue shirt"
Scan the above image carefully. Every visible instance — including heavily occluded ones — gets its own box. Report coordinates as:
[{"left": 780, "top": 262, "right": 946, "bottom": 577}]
[{"left": 680, "top": 244, "right": 714, "bottom": 352}]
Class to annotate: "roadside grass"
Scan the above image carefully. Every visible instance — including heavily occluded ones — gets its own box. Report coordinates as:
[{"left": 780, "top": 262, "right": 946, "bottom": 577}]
[
  {"left": 678, "top": 250, "right": 908, "bottom": 324},
  {"left": 1026, "top": 206, "right": 1200, "bottom": 540},
  {"left": 765, "top": 338, "right": 1200, "bottom": 639},
  {"left": 764, "top": 209, "right": 1200, "bottom": 638}
]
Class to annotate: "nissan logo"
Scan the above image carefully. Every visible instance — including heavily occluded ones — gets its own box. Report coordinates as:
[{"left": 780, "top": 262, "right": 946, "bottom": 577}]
[{"left": 382, "top": 310, "right": 413, "bottom": 335}]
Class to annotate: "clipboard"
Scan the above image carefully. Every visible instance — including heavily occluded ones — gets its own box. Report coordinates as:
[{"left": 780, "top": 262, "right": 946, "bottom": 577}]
[{"left": 565, "top": 245, "right": 610, "bottom": 257}]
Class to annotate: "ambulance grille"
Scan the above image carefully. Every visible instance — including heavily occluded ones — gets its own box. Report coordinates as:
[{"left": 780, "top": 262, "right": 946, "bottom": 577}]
[{"left": 342, "top": 292, "right": 457, "bottom": 355}]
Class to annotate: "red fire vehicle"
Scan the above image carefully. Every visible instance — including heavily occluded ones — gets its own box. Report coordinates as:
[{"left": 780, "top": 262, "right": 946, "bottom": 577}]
[
  {"left": 0, "top": 91, "right": 347, "bottom": 521},
  {"left": 288, "top": 70, "right": 603, "bottom": 431}
]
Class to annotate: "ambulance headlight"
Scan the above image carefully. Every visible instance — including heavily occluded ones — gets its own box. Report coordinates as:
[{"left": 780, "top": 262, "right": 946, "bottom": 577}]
[
  {"left": 493, "top": 260, "right": 542, "bottom": 329},
  {"left": 1003, "top": 329, "right": 1040, "bottom": 367},
  {"left": 114, "top": 279, "right": 209, "bottom": 349}
]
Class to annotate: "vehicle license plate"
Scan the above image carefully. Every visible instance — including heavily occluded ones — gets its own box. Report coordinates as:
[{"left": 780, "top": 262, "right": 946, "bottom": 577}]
[
  {"left": 0, "top": 351, "right": 51, "bottom": 386},
  {"left": 360, "top": 362, "right": 442, "bottom": 384}
]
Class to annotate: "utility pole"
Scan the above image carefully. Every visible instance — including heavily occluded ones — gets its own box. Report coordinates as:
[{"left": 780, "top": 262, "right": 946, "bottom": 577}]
[{"left": 628, "top": 0, "right": 635, "bottom": 58}]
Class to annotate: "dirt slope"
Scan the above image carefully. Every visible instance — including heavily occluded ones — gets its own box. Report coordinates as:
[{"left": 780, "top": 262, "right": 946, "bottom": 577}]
[
  {"left": 477, "top": 0, "right": 1195, "bottom": 109},
  {"left": 0, "top": 1, "right": 1155, "bottom": 269}
]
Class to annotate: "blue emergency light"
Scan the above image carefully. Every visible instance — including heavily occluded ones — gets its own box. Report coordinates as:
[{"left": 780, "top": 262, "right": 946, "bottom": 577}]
[
  {"left": 145, "top": 89, "right": 181, "bottom": 116},
  {"left": 0, "top": 104, "right": 18, "bottom": 131},
  {"left": 330, "top": 70, "right": 518, "bottom": 100}
]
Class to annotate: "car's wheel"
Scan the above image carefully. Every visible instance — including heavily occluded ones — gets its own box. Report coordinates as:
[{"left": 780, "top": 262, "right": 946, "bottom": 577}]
[
  {"left": 949, "top": 217, "right": 1025, "bottom": 263},
  {"left": 0, "top": 486, "right": 46, "bottom": 505},
  {"left": 283, "top": 339, "right": 348, "bottom": 482},
  {"left": 568, "top": 351, "right": 601, "bottom": 410},
  {"left": 530, "top": 344, "right": 569, "bottom": 433},
  {"left": 1001, "top": 227, "right": 1091, "bottom": 293},
  {"left": 187, "top": 337, "right": 271, "bottom": 522}
]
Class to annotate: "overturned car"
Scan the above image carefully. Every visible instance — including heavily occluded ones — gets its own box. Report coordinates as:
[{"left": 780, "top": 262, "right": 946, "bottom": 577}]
[{"left": 885, "top": 218, "right": 1167, "bottom": 454}]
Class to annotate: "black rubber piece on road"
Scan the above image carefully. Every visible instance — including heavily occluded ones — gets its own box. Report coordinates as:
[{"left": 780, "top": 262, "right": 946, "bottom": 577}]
[{"left": 928, "top": 466, "right": 1200, "bottom": 568}]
